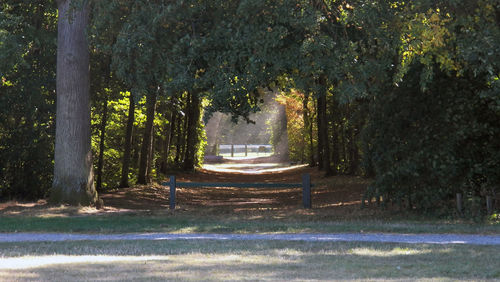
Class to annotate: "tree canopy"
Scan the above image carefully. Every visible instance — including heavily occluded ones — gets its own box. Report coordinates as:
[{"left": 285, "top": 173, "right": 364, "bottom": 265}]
[{"left": 0, "top": 0, "right": 498, "bottom": 215}]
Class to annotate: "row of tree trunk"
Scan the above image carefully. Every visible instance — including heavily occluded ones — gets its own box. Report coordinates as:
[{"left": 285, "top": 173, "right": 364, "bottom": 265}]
[
  {"left": 113, "top": 91, "right": 201, "bottom": 187},
  {"left": 313, "top": 78, "right": 362, "bottom": 176}
]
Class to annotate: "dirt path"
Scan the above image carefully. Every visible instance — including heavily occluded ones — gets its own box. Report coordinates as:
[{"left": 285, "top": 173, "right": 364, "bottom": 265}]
[
  {"left": 0, "top": 161, "right": 373, "bottom": 218},
  {"left": 99, "top": 164, "right": 371, "bottom": 215},
  {"left": 1, "top": 232, "right": 499, "bottom": 245}
]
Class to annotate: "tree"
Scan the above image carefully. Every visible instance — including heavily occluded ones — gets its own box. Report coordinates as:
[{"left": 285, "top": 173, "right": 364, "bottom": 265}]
[
  {"left": 137, "top": 89, "right": 157, "bottom": 184},
  {"left": 0, "top": 1, "right": 57, "bottom": 200},
  {"left": 50, "top": 0, "right": 99, "bottom": 206},
  {"left": 119, "top": 93, "right": 135, "bottom": 188},
  {"left": 182, "top": 91, "right": 202, "bottom": 170}
]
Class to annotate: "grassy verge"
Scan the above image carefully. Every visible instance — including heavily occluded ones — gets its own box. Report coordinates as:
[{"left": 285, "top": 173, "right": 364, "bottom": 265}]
[
  {"left": 0, "top": 240, "right": 499, "bottom": 281},
  {"left": 0, "top": 214, "right": 498, "bottom": 234}
]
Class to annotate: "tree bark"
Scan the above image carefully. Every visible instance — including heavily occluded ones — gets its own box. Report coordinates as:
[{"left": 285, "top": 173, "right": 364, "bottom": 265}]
[
  {"left": 119, "top": 93, "right": 135, "bottom": 188},
  {"left": 51, "top": 0, "right": 99, "bottom": 206},
  {"left": 317, "top": 76, "right": 333, "bottom": 175},
  {"left": 174, "top": 111, "right": 183, "bottom": 164},
  {"left": 316, "top": 96, "right": 324, "bottom": 170},
  {"left": 96, "top": 98, "right": 108, "bottom": 192},
  {"left": 183, "top": 92, "right": 201, "bottom": 171},
  {"left": 160, "top": 108, "right": 175, "bottom": 174},
  {"left": 348, "top": 129, "right": 359, "bottom": 174},
  {"left": 138, "top": 90, "right": 157, "bottom": 184},
  {"left": 180, "top": 95, "right": 190, "bottom": 163},
  {"left": 303, "top": 93, "right": 315, "bottom": 166},
  {"left": 319, "top": 94, "right": 333, "bottom": 175},
  {"left": 330, "top": 112, "right": 339, "bottom": 174}
]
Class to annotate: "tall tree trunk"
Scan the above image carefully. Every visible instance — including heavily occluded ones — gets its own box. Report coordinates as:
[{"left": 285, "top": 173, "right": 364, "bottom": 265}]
[
  {"left": 137, "top": 90, "right": 157, "bottom": 184},
  {"left": 318, "top": 76, "right": 333, "bottom": 175},
  {"left": 303, "top": 93, "right": 315, "bottom": 166},
  {"left": 96, "top": 98, "right": 108, "bottom": 192},
  {"left": 183, "top": 92, "right": 201, "bottom": 171},
  {"left": 160, "top": 109, "right": 175, "bottom": 174},
  {"left": 148, "top": 129, "right": 155, "bottom": 181},
  {"left": 119, "top": 94, "right": 135, "bottom": 188},
  {"left": 51, "top": 0, "right": 99, "bottom": 206},
  {"left": 330, "top": 112, "right": 339, "bottom": 174},
  {"left": 174, "top": 112, "right": 183, "bottom": 164},
  {"left": 316, "top": 96, "right": 324, "bottom": 170},
  {"left": 340, "top": 104, "right": 348, "bottom": 173},
  {"left": 180, "top": 95, "right": 190, "bottom": 163},
  {"left": 319, "top": 94, "right": 333, "bottom": 175},
  {"left": 349, "top": 125, "right": 359, "bottom": 175}
]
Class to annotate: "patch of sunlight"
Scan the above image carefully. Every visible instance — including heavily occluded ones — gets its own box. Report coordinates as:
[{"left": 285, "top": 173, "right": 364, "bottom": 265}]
[
  {"left": 349, "top": 247, "right": 433, "bottom": 257},
  {"left": 173, "top": 253, "right": 297, "bottom": 266},
  {"left": 0, "top": 255, "right": 169, "bottom": 270},
  {"left": 272, "top": 249, "right": 307, "bottom": 256},
  {"left": 172, "top": 226, "right": 198, "bottom": 233}
]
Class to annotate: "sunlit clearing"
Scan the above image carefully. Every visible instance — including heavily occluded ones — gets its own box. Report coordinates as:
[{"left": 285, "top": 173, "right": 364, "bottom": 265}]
[{"left": 0, "top": 255, "right": 168, "bottom": 270}]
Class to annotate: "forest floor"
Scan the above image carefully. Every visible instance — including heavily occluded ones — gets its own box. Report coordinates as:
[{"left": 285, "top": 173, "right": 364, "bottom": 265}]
[
  {"left": 101, "top": 159, "right": 373, "bottom": 218},
  {"left": 0, "top": 156, "right": 498, "bottom": 234},
  {"left": 1, "top": 156, "right": 374, "bottom": 218}
]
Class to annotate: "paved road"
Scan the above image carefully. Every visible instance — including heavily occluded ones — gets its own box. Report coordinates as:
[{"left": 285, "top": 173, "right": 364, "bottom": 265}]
[{"left": 0, "top": 233, "right": 499, "bottom": 245}]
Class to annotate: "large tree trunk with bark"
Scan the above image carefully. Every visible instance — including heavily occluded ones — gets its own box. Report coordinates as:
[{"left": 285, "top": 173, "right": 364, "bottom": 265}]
[
  {"left": 183, "top": 92, "right": 201, "bottom": 171},
  {"left": 138, "top": 90, "right": 157, "bottom": 184},
  {"left": 51, "top": 0, "right": 99, "bottom": 206},
  {"left": 119, "top": 94, "right": 135, "bottom": 188}
]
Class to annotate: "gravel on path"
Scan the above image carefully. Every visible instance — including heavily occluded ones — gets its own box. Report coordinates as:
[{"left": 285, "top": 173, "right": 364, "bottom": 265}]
[{"left": 0, "top": 233, "right": 499, "bottom": 245}]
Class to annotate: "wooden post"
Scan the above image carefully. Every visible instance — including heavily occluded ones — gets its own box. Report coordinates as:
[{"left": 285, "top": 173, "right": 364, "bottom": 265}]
[
  {"left": 169, "top": 175, "right": 176, "bottom": 210},
  {"left": 245, "top": 144, "right": 248, "bottom": 157},
  {"left": 231, "top": 144, "right": 234, "bottom": 157},
  {"left": 302, "top": 173, "right": 311, "bottom": 208},
  {"left": 456, "top": 193, "right": 463, "bottom": 216},
  {"left": 486, "top": 195, "right": 493, "bottom": 215}
]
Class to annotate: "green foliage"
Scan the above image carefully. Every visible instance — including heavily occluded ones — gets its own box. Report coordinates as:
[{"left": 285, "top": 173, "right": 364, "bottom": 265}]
[
  {"left": 363, "top": 63, "right": 499, "bottom": 212},
  {"left": 0, "top": 1, "right": 57, "bottom": 200},
  {"left": 91, "top": 92, "right": 141, "bottom": 189},
  {"left": 1, "top": 0, "right": 498, "bottom": 215}
]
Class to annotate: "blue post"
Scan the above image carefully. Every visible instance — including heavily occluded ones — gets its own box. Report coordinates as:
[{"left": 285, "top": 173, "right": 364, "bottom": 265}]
[
  {"left": 169, "top": 175, "right": 176, "bottom": 210},
  {"left": 302, "top": 174, "right": 311, "bottom": 208}
]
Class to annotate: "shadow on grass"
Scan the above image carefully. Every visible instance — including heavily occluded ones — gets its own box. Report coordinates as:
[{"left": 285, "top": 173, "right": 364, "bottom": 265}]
[
  {"left": 0, "top": 240, "right": 499, "bottom": 280},
  {"left": 0, "top": 213, "right": 499, "bottom": 235}
]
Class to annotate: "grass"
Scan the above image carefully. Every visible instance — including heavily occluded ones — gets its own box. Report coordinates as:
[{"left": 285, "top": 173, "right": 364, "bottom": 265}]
[
  {"left": 0, "top": 213, "right": 499, "bottom": 234},
  {"left": 0, "top": 240, "right": 499, "bottom": 281}
]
